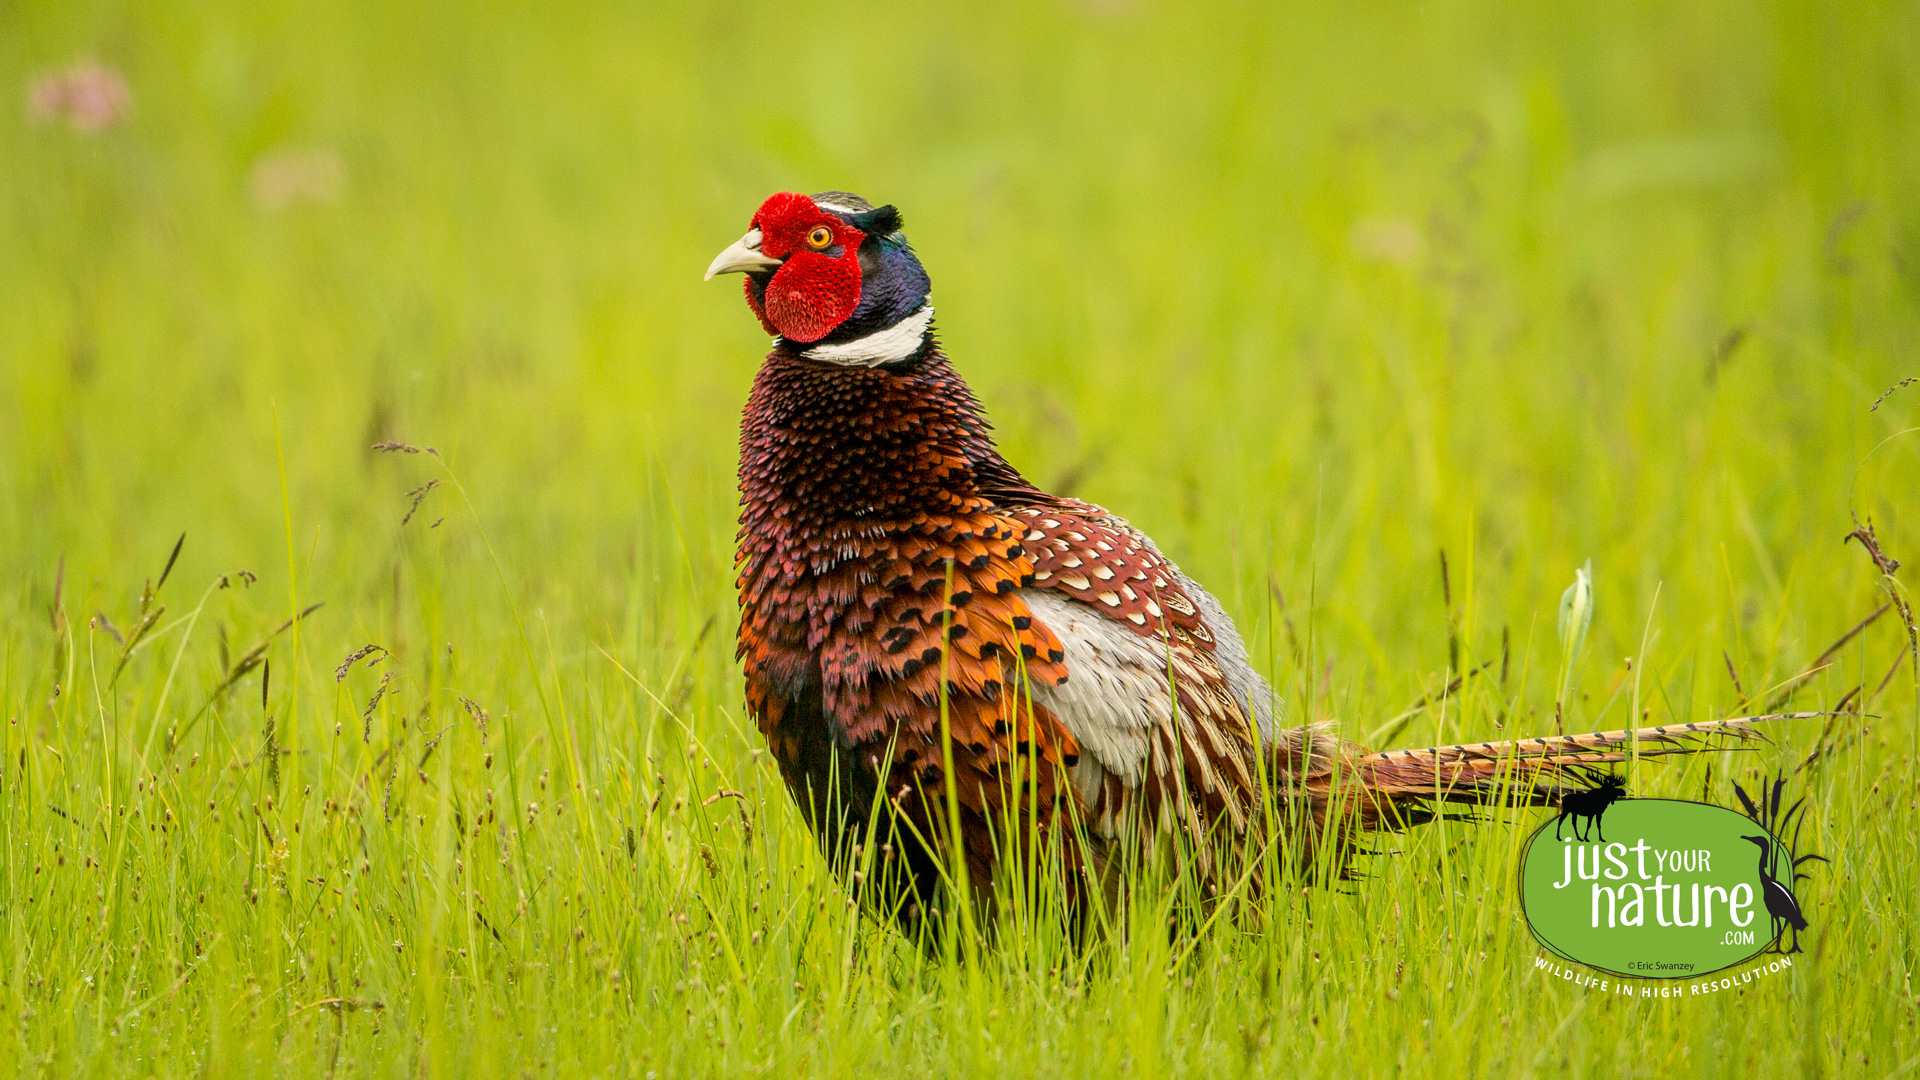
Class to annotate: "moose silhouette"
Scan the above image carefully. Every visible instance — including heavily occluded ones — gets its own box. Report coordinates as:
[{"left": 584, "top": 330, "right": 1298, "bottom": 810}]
[{"left": 1553, "top": 773, "right": 1627, "bottom": 842}]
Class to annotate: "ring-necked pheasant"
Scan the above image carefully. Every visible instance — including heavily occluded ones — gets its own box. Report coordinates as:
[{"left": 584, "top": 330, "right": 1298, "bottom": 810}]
[{"left": 707, "top": 190, "right": 1793, "bottom": 936}]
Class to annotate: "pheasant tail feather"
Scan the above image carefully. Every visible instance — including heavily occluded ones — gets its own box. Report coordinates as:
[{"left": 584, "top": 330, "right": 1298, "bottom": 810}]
[
  {"left": 1300, "top": 712, "right": 1829, "bottom": 842},
  {"left": 1364, "top": 712, "right": 1825, "bottom": 770}
]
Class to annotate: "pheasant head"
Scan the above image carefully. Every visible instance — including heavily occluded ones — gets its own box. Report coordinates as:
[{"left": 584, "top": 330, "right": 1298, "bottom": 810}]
[{"left": 706, "top": 191, "right": 934, "bottom": 366}]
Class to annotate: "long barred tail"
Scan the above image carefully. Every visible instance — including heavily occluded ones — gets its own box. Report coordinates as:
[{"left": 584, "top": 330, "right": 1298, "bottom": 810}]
[
  {"left": 1364, "top": 712, "right": 1823, "bottom": 769},
  {"left": 1317, "top": 712, "right": 1826, "bottom": 827}
]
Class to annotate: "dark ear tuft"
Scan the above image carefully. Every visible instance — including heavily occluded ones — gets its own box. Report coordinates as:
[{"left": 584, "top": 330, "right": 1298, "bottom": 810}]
[{"left": 849, "top": 204, "right": 903, "bottom": 237}]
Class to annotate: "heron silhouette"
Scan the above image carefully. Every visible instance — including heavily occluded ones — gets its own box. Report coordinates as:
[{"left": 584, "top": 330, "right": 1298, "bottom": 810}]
[{"left": 1740, "top": 834, "right": 1808, "bottom": 954}]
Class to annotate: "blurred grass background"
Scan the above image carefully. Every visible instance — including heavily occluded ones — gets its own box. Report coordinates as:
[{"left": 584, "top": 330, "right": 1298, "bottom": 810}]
[{"left": 3, "top": 0, "right": 1919, "bottom": 1075}]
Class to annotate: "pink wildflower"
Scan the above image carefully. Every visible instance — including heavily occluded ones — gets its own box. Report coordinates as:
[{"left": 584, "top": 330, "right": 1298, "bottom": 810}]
[{"left": 26, "top": 61, "right": 131, "bottom": 132}]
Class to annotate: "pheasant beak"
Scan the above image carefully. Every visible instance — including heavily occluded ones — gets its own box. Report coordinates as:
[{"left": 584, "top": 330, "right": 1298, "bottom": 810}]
[{"left": 704, "top": 228, "right": 783, "bottom": 280}]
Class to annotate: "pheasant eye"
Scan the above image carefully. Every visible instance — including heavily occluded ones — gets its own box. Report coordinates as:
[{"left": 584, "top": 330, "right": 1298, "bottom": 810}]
[{"left": 806, "top": 226, "right": 834, "bottom": 250}]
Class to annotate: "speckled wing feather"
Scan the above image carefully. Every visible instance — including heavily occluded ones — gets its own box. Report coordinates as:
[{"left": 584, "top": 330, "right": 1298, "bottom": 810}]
[{"left": 1000, "top": 501, "right": 1271, "bottom": 872}]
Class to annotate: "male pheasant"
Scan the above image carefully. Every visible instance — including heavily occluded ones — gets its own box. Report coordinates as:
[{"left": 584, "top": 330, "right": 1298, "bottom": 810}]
[{"left": 707, "top": 190, "right": 1783, "bottom": 936}]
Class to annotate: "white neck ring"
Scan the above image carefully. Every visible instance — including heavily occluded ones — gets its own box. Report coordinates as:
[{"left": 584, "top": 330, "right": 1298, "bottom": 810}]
[{"left": 794, "top": 301, "right": 934, "bottom": 367}]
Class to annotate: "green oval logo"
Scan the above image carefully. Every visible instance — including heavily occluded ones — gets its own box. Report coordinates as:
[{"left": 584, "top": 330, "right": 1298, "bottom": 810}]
[{"left": 1519, "top": 799, "right": 1788, "bottom": 979}]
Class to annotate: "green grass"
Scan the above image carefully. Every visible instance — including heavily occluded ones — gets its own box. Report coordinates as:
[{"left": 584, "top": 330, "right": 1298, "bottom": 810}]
[{"left": 5, "top": 0, "right": 1920, "bottom": 1075}]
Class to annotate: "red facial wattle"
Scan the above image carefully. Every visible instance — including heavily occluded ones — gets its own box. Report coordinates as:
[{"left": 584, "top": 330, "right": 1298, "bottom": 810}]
[
  {"left": 744, "top": 193, "right": 866, "bottom": 343},
  {"left": 759, "top": 253, "right": 861, "bottom": 342}
]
